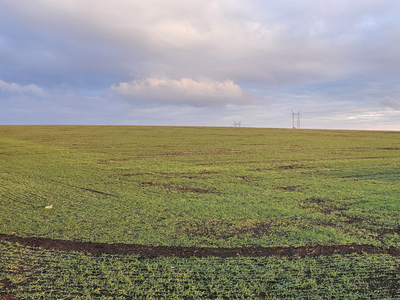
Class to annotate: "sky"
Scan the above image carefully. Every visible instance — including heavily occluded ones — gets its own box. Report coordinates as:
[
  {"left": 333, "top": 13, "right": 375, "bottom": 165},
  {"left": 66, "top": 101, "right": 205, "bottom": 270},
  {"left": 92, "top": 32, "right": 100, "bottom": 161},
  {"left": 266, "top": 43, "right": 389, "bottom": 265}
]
[{"left": 1, "top": 0, "right": 400, "bottom": 130}]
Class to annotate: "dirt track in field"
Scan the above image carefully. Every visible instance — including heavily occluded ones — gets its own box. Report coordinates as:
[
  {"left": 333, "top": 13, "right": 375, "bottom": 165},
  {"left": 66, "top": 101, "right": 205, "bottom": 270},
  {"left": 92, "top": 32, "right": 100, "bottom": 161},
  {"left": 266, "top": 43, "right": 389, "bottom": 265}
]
[{"left": 1, "top": 234, "right": 399, "bottom": 258}]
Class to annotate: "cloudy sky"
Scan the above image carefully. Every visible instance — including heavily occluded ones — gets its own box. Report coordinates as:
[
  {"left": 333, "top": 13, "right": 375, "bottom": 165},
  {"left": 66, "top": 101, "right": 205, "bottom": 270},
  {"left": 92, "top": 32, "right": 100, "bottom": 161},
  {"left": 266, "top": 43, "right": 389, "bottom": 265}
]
[{"left": 1, "top": 0, "right": 400, "bottom": 129}]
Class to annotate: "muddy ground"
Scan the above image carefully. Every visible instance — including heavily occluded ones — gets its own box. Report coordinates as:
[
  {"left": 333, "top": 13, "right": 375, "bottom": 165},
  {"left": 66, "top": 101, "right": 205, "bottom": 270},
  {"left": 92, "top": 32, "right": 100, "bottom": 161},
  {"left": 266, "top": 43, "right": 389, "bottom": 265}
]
[{"left": 1, "top": 234, "right": 398, "bottom": 258}]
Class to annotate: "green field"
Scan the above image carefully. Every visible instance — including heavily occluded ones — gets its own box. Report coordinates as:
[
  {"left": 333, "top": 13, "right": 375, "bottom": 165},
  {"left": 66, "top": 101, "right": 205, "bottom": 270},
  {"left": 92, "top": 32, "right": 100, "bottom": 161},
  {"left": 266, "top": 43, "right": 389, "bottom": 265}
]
[
  {"left": 2, "top": 241, "right": 400, "bottom": 299},
  {"left": 1, "top": 125, "right": 400, "bottom": 298}
]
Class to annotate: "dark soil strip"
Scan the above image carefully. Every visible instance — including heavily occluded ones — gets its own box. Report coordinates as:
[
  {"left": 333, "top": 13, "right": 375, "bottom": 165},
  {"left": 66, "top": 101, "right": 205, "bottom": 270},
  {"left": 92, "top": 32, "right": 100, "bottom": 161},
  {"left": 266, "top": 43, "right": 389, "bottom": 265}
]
[
  {"left": 1, "top": 234, "right": 399, "bottom": 258},
  {"left": 78, "top": 187, "right": 116, "bottom": 197},
  {"left": 48, "top": 179, "right": 117, "bottom": 197},
  {"left": 5, "top": 199, "right": 36, "bottom": 210}
]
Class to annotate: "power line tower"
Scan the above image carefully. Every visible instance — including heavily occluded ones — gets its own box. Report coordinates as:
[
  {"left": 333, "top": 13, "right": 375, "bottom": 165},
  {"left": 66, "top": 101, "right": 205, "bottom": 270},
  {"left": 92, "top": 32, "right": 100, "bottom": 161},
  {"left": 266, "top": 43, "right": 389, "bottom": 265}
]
[
  {"left": 291, "top": 111, "right": 301, "bottom": 129},
  {"left": 233, "top": 120, "right": 241, "bottom": 128}
]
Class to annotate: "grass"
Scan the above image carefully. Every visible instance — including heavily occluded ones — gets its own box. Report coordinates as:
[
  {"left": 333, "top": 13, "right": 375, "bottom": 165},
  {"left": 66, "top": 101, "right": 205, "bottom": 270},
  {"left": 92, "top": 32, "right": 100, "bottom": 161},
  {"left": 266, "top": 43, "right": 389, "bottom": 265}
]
[{"left": 1, "top": 125, "right": 400, "bottom": 298}]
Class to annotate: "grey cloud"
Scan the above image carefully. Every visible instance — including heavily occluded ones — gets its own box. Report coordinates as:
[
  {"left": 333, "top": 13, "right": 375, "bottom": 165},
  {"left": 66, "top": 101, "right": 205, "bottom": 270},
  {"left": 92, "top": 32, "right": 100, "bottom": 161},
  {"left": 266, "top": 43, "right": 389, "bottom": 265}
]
[
  {"left": 4, "top": 0, "right": 400, "bottom": 87},
  {"left": 380, "top": 96, "right": 400, "bottom": 110}
]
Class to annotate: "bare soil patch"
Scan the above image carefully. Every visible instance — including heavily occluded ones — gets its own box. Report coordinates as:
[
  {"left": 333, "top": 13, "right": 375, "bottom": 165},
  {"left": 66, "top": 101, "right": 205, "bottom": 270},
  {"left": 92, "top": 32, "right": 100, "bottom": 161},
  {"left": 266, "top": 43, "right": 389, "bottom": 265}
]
[
  {"left": 0, "top": 294, "right": 14, "bottom": 300},
  {"left": 273, "top": 185, "right": 301, "bottom": 191},
  {"left": 299, "top": 197, "right": 348, "bottom": 214},
  {"left": 276, "top": 164, "right": 305, "bottom": 170},
  {"left": 0, "top": 278, "right": 14, "bottom": 290},
  {"left": 378, "top": 147, "right": 400, "bottom": 150},
  {"left": 1, "top": 234, "right": 398, "bottom": 258},
  {"left": 0, "top": 278, "right": 15, "bottom": 300},
  {"left": 140, "top": 182, "right": 215, "bottom": 194}
]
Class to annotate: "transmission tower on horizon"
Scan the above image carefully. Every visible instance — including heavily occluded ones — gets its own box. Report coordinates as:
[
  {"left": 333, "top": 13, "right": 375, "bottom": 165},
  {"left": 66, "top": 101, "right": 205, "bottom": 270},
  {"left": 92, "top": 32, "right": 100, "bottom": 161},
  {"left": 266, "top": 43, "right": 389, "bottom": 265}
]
[
  {"left": 233, "top": 120, "right": 241, "bottom": 128},
  {"left": 291, "top": 111, "right": 301, "bottom": 129}
]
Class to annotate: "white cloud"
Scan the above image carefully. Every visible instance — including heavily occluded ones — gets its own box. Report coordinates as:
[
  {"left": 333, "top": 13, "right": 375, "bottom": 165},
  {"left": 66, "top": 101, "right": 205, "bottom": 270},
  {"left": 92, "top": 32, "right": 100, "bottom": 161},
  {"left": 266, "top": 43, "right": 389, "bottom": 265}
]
[
  {"left": 109, "top": 77, "right": 254, "bottom": 107},
  {"left": 0, "top": 79, "right": 48, "bottom": 97}
]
